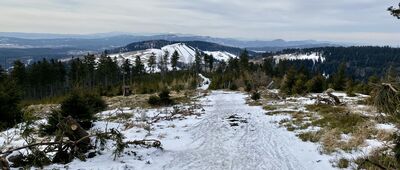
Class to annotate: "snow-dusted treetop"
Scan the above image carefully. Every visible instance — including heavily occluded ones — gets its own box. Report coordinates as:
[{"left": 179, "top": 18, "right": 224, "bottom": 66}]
[{"left": 272, "top": 52, "right": 325, "bottom": 64}]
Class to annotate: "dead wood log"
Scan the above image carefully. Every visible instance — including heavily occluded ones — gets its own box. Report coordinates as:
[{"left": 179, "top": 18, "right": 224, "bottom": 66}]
[
  {"left": 57, "top": 116, "right": 90, "bottom": 153},
  {"left": 327, "top": 92, "right": 341, "bottom": 105},
  {"left": 0, "top": 157, "right": 9, "bottom": 170}
]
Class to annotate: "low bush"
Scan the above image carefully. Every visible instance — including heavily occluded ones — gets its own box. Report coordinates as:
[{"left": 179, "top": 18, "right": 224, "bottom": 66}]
[
  {"left": 229, "top": 83, "right": 238, "bottom": 90},
  {"left": 40, "top": 92, "right": 107, "bottom": 132},
  {"left": 0, "top": 80, "right": 23, "bottom": 130},
  {"left": 147, "top": 89, "right": 174, "bottom": 106},
  {"left": 251, "top": 91, "right": 261, "bottom": 101}
]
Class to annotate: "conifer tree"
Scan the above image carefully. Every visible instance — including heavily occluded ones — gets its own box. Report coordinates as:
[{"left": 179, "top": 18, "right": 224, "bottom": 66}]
[
  {"left": 10, "top": 60, "right": 27, "bottom": 86},
  {"left": 171, "top": 50, "right": 180, "bottom": 71},
  {"left": 204, "top": 54, "right": 214, "bottom": 72},
  {"left": 194, "top": 50, "right": 202, "bottom": 73},
  {"left": 159, "top": 51, "right": 169, "bottom": 75},
  {"left": 122, "top": 59, "right": 132, "bottom": 84},
  {"left": 306, "top": 74, "right": 326, "bottom": 93},
  {"left": 0, "top": 74, "right": 22, "bottom": 130},
  {"left": 133, "top": 56, "right": 145, "bottom": 76},
  {"left": 148, "top": 53, "right": 157, "bottom": 73},
  {"left": 239, "top": 49, "right": 249, "bottom": 70},
  {"left": 83, "top": 54, "right": 96, "bottom": 88},
  {"left": 280, "top": 67, "right": 297, "bottom": 95},
  {"left": 388, "top": 3, "right": 400, "bottom": 19},
  {"left": 332, "top": 63, "right": 347, "bottom": 91}
]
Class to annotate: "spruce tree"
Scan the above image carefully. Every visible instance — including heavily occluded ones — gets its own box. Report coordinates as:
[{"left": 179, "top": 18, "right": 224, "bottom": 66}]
[
  {"left": 195, "top": 50, "right": 202, "bottom": 73},
  {"left": 148, "top": 53, "right": 157, "bottom": 73},
  {"left": 83, "top": 54, "right": 96, "bottom": 88},
  {"left": 171, "top": 50, "right": 180, "bottom": 71},
  {"left": 122, "top": 59, "right": 132, "bottom": 83},
  {"left": 332, "top": 63, "right": 347, "bottom": 91},
  {"left": 306, "top": 74, "right": 326, "bottom": 93},
  {"left": 160, "top": 50, "right": 169, "bottom": 75},
  {"left": 133, "top": 56, "right": 145, "bottom": 76},
  {"left": 280, "top": 67, "right": 297, "bottom": 95},
  {"left": 0, "top": 75, "right": 22, "bottom": 130},
  {"left": 204, "top": 54, "right": 214, "bottom": 72},
  {"left": 239, "top": 49, "right": 249, "bottom": 70},
  {"left": 10, "top": 60, "right": 27, "bottom": 86},
  {"left": 388, "top": 3, "right": 400, "bottom": 19}
]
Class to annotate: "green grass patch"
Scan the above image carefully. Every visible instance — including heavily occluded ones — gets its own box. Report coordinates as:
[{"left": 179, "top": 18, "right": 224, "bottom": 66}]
[
  {"left": 297, "top": 131, "right": 322, "bottom": 143},
  {"left": 337, "top": 158, "right": 349, "bottom": 169},
  {"left": 306, "top": 104, "right": 365, "bottom": 134},
  {"left": 263, "top": 105, "right": 277, "bottom": 111}
]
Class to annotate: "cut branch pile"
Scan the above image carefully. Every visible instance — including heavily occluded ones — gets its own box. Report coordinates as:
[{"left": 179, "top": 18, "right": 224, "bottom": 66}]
[{"left": 0, "top": 116, "right": 162, "bottom": 169}]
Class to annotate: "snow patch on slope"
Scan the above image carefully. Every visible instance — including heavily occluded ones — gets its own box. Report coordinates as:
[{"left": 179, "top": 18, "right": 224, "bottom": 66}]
[
  {"left": 161, "top": 43, "right": 196, "bottom": 64},
  {"left": 273, "top": 52, "right": 325, "bottom": 64},
  {"left": 204, "top": 51, "right": 237, "bottom": 62},
  {"left": 198, "top": 74, "right": 210, "bottom": 90}
]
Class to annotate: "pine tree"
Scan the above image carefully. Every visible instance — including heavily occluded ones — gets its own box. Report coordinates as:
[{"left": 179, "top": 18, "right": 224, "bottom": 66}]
[
  {"left": 171, "top": 50, "right": 180, "bottom": 71},
  {"left": 0, "top": 66, "right": 6, "bottom": 82},
  {"left": 148, "top": 53, "right": 157, "bottom": 73},
  {"left": 204, "top": 54, "right": 214, "bottom": 72},
  {"left": 262, "top": 58, "right": 274, "bottom": 76},
  {"left": 280, "top": 67, "right": 297, "bottom": 95},
  {"left": 0, "top": 75, "right": 23, "bottom": 130},
  {"left": 122, "top": 59, "right": 132, "bottom": 84},
  {"left": 195, "top": 50, "right": 202, "bottom": 73},
  {"left": 10, "top": 60, "right": 27, "bottom": 86},
  {"left": 239, "top": 49, "right": 249, "bottom": 70},
  {"left": 83, "top": 54, "right": 96, "bottom": 88},
  {"left": 332, "top": 63, "right": 347, "bottom": 91},
  {"left": 159, "top": 51, "right": 169, "bottom": 75},
  {"left": 133, "top": 56, "right": 145, "bottom": 76},
  {"left": 306, "top": 74, "right": 326, "bottom": 93},
  {"left": 388, "top": 3, "right": 400, "bottom": 19}
]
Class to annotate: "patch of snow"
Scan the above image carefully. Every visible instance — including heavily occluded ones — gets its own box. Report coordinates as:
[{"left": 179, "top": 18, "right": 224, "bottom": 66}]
[
  {"left": 376, "top": 123, "right": 397, "bottom": 132},
  {"left": 198, "top": 74, "right": 210, "bottom": 90},
  {"left": 204, "top": 51, "right": 237, "bottom": 62}
]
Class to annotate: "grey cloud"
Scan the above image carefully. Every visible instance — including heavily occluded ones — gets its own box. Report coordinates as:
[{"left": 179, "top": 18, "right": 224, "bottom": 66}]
[{"left": 0, "top": 0, "right": 398, "bottom": 45}]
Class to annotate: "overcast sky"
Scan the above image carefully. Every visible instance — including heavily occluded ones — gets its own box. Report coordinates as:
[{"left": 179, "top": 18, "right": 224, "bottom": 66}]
[{"left": 0, "top": 0, "right": 399, "bottom": 45}]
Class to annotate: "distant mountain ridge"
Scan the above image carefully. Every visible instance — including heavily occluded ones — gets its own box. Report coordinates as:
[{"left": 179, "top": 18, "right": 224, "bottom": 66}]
[{"left": 0, "top": 32, "right": 340, "bottom": 50}]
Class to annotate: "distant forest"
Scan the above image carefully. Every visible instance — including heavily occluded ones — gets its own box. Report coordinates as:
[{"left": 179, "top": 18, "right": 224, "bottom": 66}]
[{"left": 264, "top": 46, "right": 400, "bottom": 80}]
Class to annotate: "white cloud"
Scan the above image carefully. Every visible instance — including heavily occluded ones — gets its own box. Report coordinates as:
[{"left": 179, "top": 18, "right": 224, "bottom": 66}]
[{"left": 0, "top": 0, "right": 399, "bottom": 45}]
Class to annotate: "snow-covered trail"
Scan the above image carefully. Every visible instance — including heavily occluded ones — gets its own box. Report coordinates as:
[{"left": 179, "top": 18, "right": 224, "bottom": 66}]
[{"left": 164, "top": 91, "right": 334, "bottom": 170}]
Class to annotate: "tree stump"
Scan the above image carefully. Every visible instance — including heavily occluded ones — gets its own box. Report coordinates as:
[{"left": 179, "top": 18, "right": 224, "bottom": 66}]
[{"left": 57, "top": 116, "right": 91, "bottom": 152}]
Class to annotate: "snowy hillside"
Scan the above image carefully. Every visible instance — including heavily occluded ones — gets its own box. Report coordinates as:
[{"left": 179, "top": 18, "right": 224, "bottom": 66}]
[
  {"left": 204, "top": 51, "right": 237, "bottom": 62},
  {"left": 272, "top": 52, "right": 325, "bottom": 64},
  {"left": 108, "top": 43, "right": 238, "bottom": 72}
]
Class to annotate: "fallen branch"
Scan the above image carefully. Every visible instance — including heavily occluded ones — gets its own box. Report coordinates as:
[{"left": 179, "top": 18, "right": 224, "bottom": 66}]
[
  {"left": 126, "top": 139, "right": 162, "bottom": 148},
  {"left": 382, "top": 83, "right": 398, "bottom": 93},
  {"left": 0, "top": 142, "right": 62, "bottom": 156}
]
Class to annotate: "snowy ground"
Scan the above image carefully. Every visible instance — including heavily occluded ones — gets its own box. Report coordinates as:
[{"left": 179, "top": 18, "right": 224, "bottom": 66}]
[
  {"left": 3, "top": 75, "right": 382, "bottom": 169},
  {"left": 43, "top": 90, "right": 335, "bottom": 170}
]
